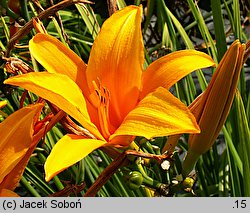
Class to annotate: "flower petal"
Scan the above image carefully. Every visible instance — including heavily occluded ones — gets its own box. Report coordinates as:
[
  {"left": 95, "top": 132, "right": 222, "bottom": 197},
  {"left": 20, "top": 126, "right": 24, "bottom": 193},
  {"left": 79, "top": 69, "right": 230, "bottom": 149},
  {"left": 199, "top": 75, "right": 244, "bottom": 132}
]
[
  {"left": 0, "top": 141, "right": 37, "bottom": 191},
  {"left": 110, "top": 87, "right": 200, "bottom": 140},
  {"left": 140, "top": 50, "right": 215, "bottom": 99},
  {"left": 4, "top": 72, "right": 104, "bottom": 140},
  {"left": 45, "top": 134, "right": 106, "bottom": 181},
  {"left": 0, "top": 104, "right": 43, "bottom": 185},
  {"left": 0, "top": 189, "right": 19, "bottom": 197},
  {"left": 29, "top": 33, "right": 87, "bottom": 91},
  {"left": 86, "top": 5, "right": 144, "bottom": 127},
  {"left": 0, "top": 100, "right": 7, "bottom": 109}
]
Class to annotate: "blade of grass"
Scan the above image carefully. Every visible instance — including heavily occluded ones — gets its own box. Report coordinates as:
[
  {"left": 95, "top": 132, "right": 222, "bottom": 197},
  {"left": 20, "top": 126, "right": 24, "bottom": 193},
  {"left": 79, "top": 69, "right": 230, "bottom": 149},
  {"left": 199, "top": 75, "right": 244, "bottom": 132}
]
[
  {"left": 165, "top": 5, "right": 209, "bottom": 93},
  {"left": 225, "top": 0, "right": 247, "bottom": 103},
  {"left": 24, "top": 165, "right": 55, "bottom": 196},
  {"left": 158, "top": 0, "right": 178, "bottom": 50},
  {"left": 0, "top": 40, "right": 6, "bottom": 51},
  {"left": 51, "top": 17, "right": 69, "bottom": 47},
  {"left": 222, "top": 126, "right": 243, "bottom": 175},
  {"left": 218, "top": 150, "right": 230, "bottom": 196},
  {"left": 134, "top": 0, "right": 141, "bottom": 6},
  {"left": 20, "top": 176, "right": 41, "bottom": 197},
  {"left": 20, "top": 0, "right": 31, "bottom": 22},
  {"left": 185, "top": 0, "right": 233, "bottom": 33},
  {"left": 143, "top": 0, "right": 155, "bottom": 34},
  {"left": 234, "top": 91, "right": 250, "bottom": 196},
  {"left": 0, "top": 17, "right": 10, "bottom": 42},
  {"left": 75, "top": 4, "right": 100, "bottom": 39},
  {"left": 195, "top": 157, "right": 209, "bottom": 196},
  {"left": 117, "top": 0, "right": 127, "bottom": 9},
  {"left": 232, "top": 0, "right": 242, "bottom": 40},
  {"left": 84, "top": 155, "right": 111, "bottom": 196},
  {"left": 247, "top": 92, "right": 250, "bottom": 125},
  {"left": 211, "top": 0, "right": 227, "bottom": 61},
  {"left": 187, "top": 0, "right": 218, "bottom": 63}
]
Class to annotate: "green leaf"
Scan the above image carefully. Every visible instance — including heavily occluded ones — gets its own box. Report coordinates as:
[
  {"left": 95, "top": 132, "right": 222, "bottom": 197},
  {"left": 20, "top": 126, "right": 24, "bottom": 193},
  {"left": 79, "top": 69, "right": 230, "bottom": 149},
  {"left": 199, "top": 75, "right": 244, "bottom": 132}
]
[
  {"left": 211, "top": 0, "right": 227, "bottom": 61},
  {"left": 75, "top": 4, "right": 100, "bottom": 39},
  {"left": 234, "top": 91, "right": 250, "bottom": 196}
]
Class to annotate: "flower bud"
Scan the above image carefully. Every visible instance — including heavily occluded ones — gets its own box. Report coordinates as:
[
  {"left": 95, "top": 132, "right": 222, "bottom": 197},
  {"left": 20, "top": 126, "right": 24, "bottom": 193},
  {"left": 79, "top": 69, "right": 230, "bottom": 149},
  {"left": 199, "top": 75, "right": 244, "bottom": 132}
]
[
  {"left": 182, "top": 177, "right": 195, "bottom": 189},
  {"left": 126, "top": 171, "right": 143, "bottom": 190},
  {"left": 183, "top": 40, "right": 247, "bottom": 176}
]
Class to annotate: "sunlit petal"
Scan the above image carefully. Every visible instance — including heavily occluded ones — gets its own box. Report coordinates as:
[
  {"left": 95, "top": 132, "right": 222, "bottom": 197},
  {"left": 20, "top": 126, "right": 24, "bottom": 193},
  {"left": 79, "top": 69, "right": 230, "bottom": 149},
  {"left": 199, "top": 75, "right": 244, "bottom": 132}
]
[
  {"left": 0, "top": 139, "right": 38, "bottom": 191},
  {"left": 0, "top": 100, "right": 7, "bottom": 109},
  {"left": 4, "top": 73, "right": 104, "bottom": 140},
  {"left": 86, "top": 6, "right": 144, "bottom": 127},
  {"left": 110, "top": 87, "right": 200, "bottom": 141},
  {"left": 29, "top": 33, "right": 88, "bottom": 91},
  {"left": 140, "top": 50, "right": 215, "bottom": 99},
  {"left": 0, "top": 104, "right": 43, "bottom": 185},
  {"left": 45, "top": 134, "right": 107, "bottom": 181}
]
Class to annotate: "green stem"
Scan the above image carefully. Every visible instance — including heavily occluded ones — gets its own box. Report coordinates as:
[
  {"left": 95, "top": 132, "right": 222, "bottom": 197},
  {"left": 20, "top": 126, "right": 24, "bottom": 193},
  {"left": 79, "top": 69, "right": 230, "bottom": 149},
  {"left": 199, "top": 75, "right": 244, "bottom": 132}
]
[
  {"left": 142, "top": 177, "right": 162, "bottom": 189},
  {"left": 182, "top": 150, "right": 201, "bottom": 177},
  {"left": 20, "top": 176, "right": 41, "bottom": 197}
]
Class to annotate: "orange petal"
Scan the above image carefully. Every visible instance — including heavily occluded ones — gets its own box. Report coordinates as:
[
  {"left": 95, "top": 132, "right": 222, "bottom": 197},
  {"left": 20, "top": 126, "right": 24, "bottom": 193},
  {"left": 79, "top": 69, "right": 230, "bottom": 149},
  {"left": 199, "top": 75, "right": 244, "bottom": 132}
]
[
  {"left": 29, "top": 33, "right": 88, "bottom": 92},
  {"left": 0, "top": 141, "right": 37, "bottom": 191},
  {"left": 4, "top": 72, "right": 104, "bottom": 140},
  {"left": 0, "top": 104, "right": 43, "bottom": 186},
  {"left": 140, "top": 50, "right": 215, "bottom": 99},
  {"left": 0, "top": 189, "right": 19, "bottom": 197},
  {"left": 45, "top": 134, "right": 106, "bottom": 181},
  {"left": 86, "top": 5, "right": 144, "bottom": 127},
  {"left": 110, "top": 87, "right": 200, "bottom": 141}
]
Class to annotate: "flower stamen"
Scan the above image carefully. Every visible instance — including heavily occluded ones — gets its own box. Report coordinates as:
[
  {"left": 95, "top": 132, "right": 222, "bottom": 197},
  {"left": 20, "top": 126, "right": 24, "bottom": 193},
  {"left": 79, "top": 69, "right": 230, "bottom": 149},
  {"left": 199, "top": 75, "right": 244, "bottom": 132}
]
[{"left": 92, "top": 80, "right": 113, "bottom": 139}]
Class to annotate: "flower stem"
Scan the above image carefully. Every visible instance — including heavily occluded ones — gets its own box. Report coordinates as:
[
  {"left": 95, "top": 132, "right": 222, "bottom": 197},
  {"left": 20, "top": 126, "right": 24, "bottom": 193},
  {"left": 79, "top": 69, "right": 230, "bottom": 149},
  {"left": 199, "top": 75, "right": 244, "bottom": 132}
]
[
  {"left": 20, "top": 176, "right": 41, "bottom": 197},
  {"left": 182, "top": 150, "right": 201, "bottom": 177}
]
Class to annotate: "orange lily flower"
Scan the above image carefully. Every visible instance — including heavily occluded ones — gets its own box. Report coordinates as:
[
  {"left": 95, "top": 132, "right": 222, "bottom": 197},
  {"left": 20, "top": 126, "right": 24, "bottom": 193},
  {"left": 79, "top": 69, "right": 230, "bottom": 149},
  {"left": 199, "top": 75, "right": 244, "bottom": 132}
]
[
  {"left": 5, "top": 5, "right": 215, "bottom": 181},
  {"left": 182, "top": 40, "right": 246, "bottom": 176},
  {"left": 0, "top": 104, "right": 43, "bottom": 196}
]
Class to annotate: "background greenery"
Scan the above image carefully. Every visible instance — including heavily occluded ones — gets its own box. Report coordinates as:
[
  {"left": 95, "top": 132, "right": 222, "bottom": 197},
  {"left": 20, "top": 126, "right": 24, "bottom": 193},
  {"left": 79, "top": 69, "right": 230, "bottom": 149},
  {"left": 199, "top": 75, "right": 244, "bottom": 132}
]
[{"left": 0, "top": 0, "right": 249, "bottom": 197}]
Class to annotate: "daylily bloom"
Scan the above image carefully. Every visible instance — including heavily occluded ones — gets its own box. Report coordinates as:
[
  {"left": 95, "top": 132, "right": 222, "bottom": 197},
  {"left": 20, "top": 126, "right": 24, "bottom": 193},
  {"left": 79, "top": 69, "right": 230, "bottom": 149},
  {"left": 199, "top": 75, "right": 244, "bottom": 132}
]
[
  {"left": 5, "top": 5, "right": 215, "bottom": 181},
  {"left": 0, "top": 104, "right": 43, "bottom": 197},
  {"left": 182, "top": 40, "right": 246, "bottom": 176}
]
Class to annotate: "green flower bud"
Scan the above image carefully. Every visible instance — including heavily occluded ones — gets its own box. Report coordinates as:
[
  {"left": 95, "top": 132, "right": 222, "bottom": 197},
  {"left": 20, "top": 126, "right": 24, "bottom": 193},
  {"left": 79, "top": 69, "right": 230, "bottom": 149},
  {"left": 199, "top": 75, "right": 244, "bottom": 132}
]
[
  {"left": 126, "top": 171, "right": 143, "bottom": 190},
  {"left": 182, "top": 177, "right": 195, "bottom": 189}
]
